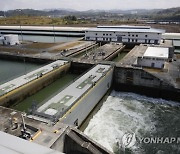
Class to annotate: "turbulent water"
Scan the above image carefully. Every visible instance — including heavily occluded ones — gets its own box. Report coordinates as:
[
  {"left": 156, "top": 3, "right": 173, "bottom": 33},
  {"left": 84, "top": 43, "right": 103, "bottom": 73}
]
[{"left": 84, "top": 91, "right": 180, "bottom": 154}]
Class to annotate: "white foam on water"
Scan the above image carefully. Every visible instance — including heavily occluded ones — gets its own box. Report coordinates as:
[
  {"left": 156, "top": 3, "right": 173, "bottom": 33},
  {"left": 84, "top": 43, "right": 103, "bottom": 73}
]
[
  {"left": 84, "top": 91, "right": 164, "bottom": 153},
  {"left": 84, "top": 91, "right": 180, "bottom": 153}
]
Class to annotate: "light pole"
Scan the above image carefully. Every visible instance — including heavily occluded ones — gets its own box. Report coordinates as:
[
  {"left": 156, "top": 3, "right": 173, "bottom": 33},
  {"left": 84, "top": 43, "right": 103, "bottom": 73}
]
[
  {"left": 53, "top": 25, "right": 56, "bottom": 43},
  {"left": 3, "top": 11, "right": 6, "bottom": 18},
  {"left": 18, "top": 9, "right": 23, "bottom": 42},
  {"left": 24, "top": 57, "right": 26, "bottom": 75}
]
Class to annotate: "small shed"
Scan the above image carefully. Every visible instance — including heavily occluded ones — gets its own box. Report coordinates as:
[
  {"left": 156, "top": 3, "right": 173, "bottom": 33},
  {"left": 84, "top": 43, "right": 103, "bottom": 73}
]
[
  {"left": 137, "top": 47, "right": 169, "bottom": 69},
  {"left": 3, "top": 34, "right": 20, "bottom": 45}
]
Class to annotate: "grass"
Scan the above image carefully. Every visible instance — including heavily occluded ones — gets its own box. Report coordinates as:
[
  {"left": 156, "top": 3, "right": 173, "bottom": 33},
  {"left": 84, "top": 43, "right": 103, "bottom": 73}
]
[
  {"left": 0, "top": 16, "right": 78, "bottom": 26},
  {"left": 0, "top": 16, "right": 180, "bottom": 33}
]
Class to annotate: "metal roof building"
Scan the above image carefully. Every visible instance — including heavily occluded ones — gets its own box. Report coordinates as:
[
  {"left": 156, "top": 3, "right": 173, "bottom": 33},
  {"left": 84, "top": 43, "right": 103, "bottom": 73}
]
[
  {"left": 143, "top": 47, "right": 169, "bottom": 59},
  {"left": 137, "top": 47, "right": 169, "bottom": 69},
  {"left": 85, "top": 25, "right": 165, "bottom": 44}
]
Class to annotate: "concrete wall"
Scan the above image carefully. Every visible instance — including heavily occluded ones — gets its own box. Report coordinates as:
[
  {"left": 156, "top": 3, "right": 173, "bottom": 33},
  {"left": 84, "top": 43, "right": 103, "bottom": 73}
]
[
  {"left": 62, "top": 128, "right": 112, "bottom": 154},
  {"left": 0, "top": 54, "right": 52, "bottom": 64},
  {"left": 70, "top": 61, "right": 94, "bottom": 74},
  {"left": 113, "top": 66, "right": 180, "bottom": 101},
  {"left": 0, "top": 63, "right": 71, "bottom": 107}
]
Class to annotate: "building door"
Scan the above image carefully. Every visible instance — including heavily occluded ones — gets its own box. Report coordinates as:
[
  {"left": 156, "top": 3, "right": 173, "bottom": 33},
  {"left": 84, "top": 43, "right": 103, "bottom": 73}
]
[
  {"left": 117, "top": 36, "right": 122, "bottom": 42},
  {"left": 154, "top": 40, "right": 158, "bottom": 44},
  {"left": 151, "top": 63, "right": 155, "bottom": 68}
]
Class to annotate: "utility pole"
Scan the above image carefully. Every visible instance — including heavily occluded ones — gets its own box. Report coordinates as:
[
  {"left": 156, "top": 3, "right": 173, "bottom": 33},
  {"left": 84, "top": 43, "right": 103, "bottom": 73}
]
[
  {"left": 3, "top": 11, "right": 6, "bottom": 18},
  {"left": 19, "top": 9, "right": 23, "bottom": 41},
  {"left": 53, "top": 25, "right": 56, "bottom": 43},
  {"left": 24, "top": 57, "right": 26, "bottom": 75}
]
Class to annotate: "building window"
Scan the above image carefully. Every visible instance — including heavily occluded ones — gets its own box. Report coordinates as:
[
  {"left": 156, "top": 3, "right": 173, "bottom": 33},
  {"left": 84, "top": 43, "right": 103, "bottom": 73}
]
[
  {"left": 132, "top": 39, "right": 134, "bottom": 42},
  {"left": 128, "top": 38, "right": 130, "bottom": 42},
  {"left": 136, "top": 35, "right": 138, "bottom": 37},
  {"left": 145, "top": 35, "right": 148, "bottom": 37},
  {"left": 103, "top": 38, "right": 105, "bottom": 41},
  {"left": 148, "top": 40, "right": 151, "bottom": 43},
  {"left": 128, "top": 34, "right": 130, "bottom": 37},
  {"left": 132, "top": 35, "right": 134, "bottom": 37},
  {"left": 103, "top": 34, "right": 105, "bottom": 36},
  {"left": 95, "top": 33, "right": 97, "bottom": 35},
  {"left": 106, "top": 38, "right": 108, "bottom": 41},
  {"left": 136, "top": 39, "right": 138, "bottom": 42},
  {"left": 106, "top": 34, "right": 108, "bottom": 36},
  {"left": 110, "top": 34, "right": 112, "bottom": 36}
]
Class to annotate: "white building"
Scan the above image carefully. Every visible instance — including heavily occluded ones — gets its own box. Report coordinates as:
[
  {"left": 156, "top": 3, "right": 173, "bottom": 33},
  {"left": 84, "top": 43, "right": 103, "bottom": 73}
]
[
  {"left": 85, "top": 25, "right": 165, "bottom": 44},
  {"left": 1, "top": 34, "right": 20, "bottom": 45},
  {"left": 137, "top": 47, "right": 169, "bottom": 69}
]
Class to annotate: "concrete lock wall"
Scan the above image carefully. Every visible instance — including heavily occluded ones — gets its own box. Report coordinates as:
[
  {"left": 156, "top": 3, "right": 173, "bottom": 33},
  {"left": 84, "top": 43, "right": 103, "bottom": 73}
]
[
  {"left": 0, "top": 63, "right": 71, "bottom": 107},
  {"left": 113, "top": 66, "right": 180, "bottom": 101},
  {"left": 114, "top": 66, "right": 173, "bottom": 89}
]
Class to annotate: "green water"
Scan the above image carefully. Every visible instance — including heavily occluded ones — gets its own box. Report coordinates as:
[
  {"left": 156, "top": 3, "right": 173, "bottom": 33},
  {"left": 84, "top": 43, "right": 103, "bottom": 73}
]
[
  {"left": 11, "top": 73, "right": 78, "bottom": 112},
  {"left": 112, "top": 51, "right": 128, "bottom": 62},
  {"left": 0, "top": 59, "right": 43, "bottom": 84}
]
